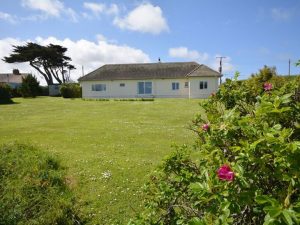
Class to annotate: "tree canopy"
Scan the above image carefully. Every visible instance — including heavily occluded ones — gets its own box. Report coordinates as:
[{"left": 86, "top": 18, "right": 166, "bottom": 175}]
[{"left": 3, "top": 42, "right": 75, "bottom": 85}]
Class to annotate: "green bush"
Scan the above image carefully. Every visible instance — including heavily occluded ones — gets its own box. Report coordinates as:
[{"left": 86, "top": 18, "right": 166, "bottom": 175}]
[
  {"left": 20, "top": 74, "right": 40, "bottom": 98},
  {"left": 10, "top": 87, "right": 22, "bottom": 97},
  {"left": 60, "top": 83, "right": 82, "bottom": 98},
  {"left": 130, "top": 75, "right": 300, "bottom": 224},
  {"left": 0, "top": 143, "right": 84, "bottom": 225},
  {"left": 0, "top": 84, "right": 13, "bottom": 104},
  {"left": 39, "top": 85, "right": 49, "bottom": 96}
]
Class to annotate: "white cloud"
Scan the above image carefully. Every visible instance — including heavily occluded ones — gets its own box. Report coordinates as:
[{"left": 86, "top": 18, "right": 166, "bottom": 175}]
[
  {"left": 271, "top": 8, "right": 291, "bottom": 21},
  {"left": 21, "top": 0, "right": 78, "bottom": 22},
  {"left": 168, "top": 47, "right": 234, "bottom": 73},
  {"left": 212, "top": 55, "right": 234, "bottom": 73},
  {"left": 0, "top": 36, "right": 150, "bottom": 84},
  {"left": 83, "top": 2, "right": 119, "bottom": 16},
  {"left": 83, "top": 2, "right": 105, "bottom": 14},
  {"left": 65, "top": 8, "right": 78, "bottom": 22},
  {"left": 169, "top": 47, "right": 209, "bottom": 61},
  {"left": 107, "top": 4, "right": 119, "bottom": 16},
  {"left": 0, "top": 12, "right": 17, "bottom": 24},
  {"left": 0, "top": 38, "right": 31, "bottom": 73},
  {"left": 22, "top": 0, "right": 64, "bottom": 17},
  {"left": 113, "top": 3, "right": 169, "bottom": 34}
]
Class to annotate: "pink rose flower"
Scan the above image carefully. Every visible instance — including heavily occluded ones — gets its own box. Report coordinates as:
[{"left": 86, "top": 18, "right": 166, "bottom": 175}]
[
  {"left": 263, "top": 82, "right": 273, "bottom": 91},
  {"left": 202, "top": 123, "right": 210, "bottom": 131},
  {"left": 217, "top": 164, "right": 234, "bottom": 181}
]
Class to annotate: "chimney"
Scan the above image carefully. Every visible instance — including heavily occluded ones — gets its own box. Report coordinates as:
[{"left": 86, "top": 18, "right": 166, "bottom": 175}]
[{"left": 13, "top": 69, "right": 20, "bottom": 75}]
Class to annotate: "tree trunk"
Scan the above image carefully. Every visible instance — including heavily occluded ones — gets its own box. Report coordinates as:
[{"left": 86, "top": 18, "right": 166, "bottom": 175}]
[{"left": 29, "top": 61, "right": 53, "bottom": 85}]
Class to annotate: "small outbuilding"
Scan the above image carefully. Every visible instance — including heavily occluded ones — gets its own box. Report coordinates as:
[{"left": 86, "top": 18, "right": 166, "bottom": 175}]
[{"left": 78, "top": 62, "right": 221, "bottom": 99}]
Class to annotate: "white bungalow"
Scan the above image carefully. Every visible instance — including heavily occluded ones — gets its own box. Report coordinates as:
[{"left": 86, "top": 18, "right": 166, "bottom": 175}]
[{"left": 78, "top": 62, "right": 221, "bottom": 99}]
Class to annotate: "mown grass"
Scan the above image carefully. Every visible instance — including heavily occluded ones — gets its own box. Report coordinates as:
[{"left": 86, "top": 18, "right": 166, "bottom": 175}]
[{"left": 0, "top": 97, "right": 202, "bottom": 224}]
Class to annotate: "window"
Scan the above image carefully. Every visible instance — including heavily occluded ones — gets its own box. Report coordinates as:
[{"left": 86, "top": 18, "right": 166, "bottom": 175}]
[
  {"left": 200, "top": 81, "right": 208, "bottom": 89},
  {"left": 120, "top": 83, "right": 125, "bottom": 87},
  {"left": 184, "top": 82, "right": 189, "bottom": 88},
  {"left": 172, "top": 82, "right": 179, "bottom": 90},
  {"left": 92, "top": 84, "right": 106, "bottom": 91},
  {"left": 138, "top": 81, "right": 152, "bottom": 94}
]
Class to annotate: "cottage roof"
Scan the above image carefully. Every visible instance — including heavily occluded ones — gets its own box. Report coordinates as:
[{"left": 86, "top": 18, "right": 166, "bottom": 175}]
[
  {"left": 0, "top": 73, "right": 29, "bottom": 84},
  {"left": 78, "top": 62, "right": 221, "bottom": 81}
]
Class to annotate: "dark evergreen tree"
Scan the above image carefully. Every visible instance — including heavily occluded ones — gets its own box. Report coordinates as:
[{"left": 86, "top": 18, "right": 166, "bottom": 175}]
[
  {"left": 3, "top": 43, "right": 75, "bottom": 85},
  {"left": 20, "top": 74, "right": 40, "bottom": 98}
]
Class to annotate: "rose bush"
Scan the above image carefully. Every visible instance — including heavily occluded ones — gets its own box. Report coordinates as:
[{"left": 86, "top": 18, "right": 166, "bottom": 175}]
[{"left": 129, "top": 73, "right": 300, "bottom": 225}]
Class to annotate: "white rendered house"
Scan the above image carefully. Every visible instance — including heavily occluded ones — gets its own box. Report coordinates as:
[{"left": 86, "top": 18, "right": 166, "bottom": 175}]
[{"left": 78, "top": 62, "right": 221, "bottom": 99}]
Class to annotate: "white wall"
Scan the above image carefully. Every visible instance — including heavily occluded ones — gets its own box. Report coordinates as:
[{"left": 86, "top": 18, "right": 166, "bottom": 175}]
[
  {"left": 189, "top": 77, "right": 219, "bottom": 98},
  {"left": 80, "top": 77, "right": 219, "bottom": 99}
]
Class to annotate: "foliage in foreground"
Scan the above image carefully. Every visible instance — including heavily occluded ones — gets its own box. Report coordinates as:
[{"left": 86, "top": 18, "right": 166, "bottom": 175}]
[
  {"left": 0, "top": 84, "right": 13, "bottom": 104},
  {"left": 130, "top": 72, "right": 300, "bottom": 224},
  {"left": 0, "top": 143, "right": 84, "bottom": 225}
]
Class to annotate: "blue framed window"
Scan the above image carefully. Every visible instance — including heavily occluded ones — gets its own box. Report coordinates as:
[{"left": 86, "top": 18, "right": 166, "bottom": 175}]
[
  {"left": 138, "top": 81, "right": 152, "bottom": 94},
  {"left": 92, "top": 84, "right": 106, "bottom": 91},
  {"left": 172, "top": 82, "right": 179, "bottom": 90},
  {"left": 200, "top": 81, "right": 208, "bottom": 89}
]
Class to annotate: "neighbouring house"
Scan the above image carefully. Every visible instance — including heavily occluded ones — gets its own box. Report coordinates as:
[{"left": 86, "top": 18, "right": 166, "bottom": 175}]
[
  {"left": 0, "top": 69, "right": 30, "bottom": 88},
  {"left": 78, "top": 62, "right": 221, "bottom": 99}
]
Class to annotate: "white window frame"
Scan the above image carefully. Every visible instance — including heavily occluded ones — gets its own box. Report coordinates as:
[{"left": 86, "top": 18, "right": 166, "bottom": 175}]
[
  {"left": 172, "top": 82, "right": 180, "bottom": 90},
  {"left": 199, "top": 81, "right": 208, "bottom": 90},
  {"left": 184, "top": 82, "right": 189, "bottom": 88},
  {"left": 137, "top": 81, "right": 152, "bottom": 94},
  {"left": 92, "top": 84, "right": 106, "bottom": 91}
]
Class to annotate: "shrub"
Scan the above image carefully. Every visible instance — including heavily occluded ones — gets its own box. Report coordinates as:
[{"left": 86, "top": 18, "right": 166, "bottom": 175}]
[
  {"left": 10, "top": 87, "right": 22, "bottom": 97},
  {"left": 0, "top": 143, "right": 84, "bottom": 225},
  {"left": 20, "top": 74, "right": 40, "bottom": 98},
  {"left": 0, "top": 84, "right": 13, "bottom": 104},
  {"left": 130, "top": 75, "right": 300, "bottom": 224},
  {"left": 39, "top": 85, "right": 49, "bottom": 96},
  {"left": 60, "top": 83, "right": 82, "bottom": 98}
]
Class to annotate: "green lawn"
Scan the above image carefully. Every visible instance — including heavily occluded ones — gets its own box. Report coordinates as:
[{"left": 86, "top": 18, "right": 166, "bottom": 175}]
[{"left": 0, "top": 97, "right": 202, "bottom": 224}]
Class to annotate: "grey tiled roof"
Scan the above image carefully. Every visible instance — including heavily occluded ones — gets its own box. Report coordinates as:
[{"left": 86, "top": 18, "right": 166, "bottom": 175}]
[
  {"left": 0, "top": 73, "right": 29, "bottom": 84},
  {"left": 78, "top": 62, "right": 221, "bottom": 81}
]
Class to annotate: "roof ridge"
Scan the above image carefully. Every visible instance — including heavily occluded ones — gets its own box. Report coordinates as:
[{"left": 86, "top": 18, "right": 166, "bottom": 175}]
[
  {"left": 78, "top": 62, "right": 220, "bottom": 82},
  {"left": 104, "top": 61, "right": 198, "bottom": 66},
  {"left": 185, "top": 64, "right": 201, "bottom": 77}
]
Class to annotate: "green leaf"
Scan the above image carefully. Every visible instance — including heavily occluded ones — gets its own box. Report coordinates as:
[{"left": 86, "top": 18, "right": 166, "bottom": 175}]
[
  {"left": 282, "top": 210, "right": 293, "bottom": 225},
  {"left": 281, "top": 93, "right": 293, "bottom": 104},
  {"left": 263, "top": 214, "right": 276, "bottom": 225},
  {"left": 263, "top": 205, "right": 282, "bottom": 218},
  {"left": 188, "top": 217, "right": 205, "bottom": 225},
  {"left": 256, "top": 195, "right": 279, "bottom": 206},
  {"left": 273, "top": 124, "right": 282, "bottom": 130}
]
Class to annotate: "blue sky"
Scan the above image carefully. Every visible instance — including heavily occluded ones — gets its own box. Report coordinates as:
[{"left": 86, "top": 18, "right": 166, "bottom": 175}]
[{"left": 0, "top": 0, "right": 299, "bottom": 82}]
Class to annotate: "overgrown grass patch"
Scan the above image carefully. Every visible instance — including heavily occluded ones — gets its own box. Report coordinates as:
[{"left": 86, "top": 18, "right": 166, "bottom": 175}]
[
  {"left": 0, "top": 97, "right": 201, "bottom": 224},
  {"left": 0, "top": 142, "right": 83, "bottom": 225}
]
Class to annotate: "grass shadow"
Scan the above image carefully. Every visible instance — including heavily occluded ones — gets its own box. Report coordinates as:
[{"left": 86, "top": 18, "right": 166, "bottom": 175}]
[{"left": 0, "top": 100, "right": 20, "bottom": 105}]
